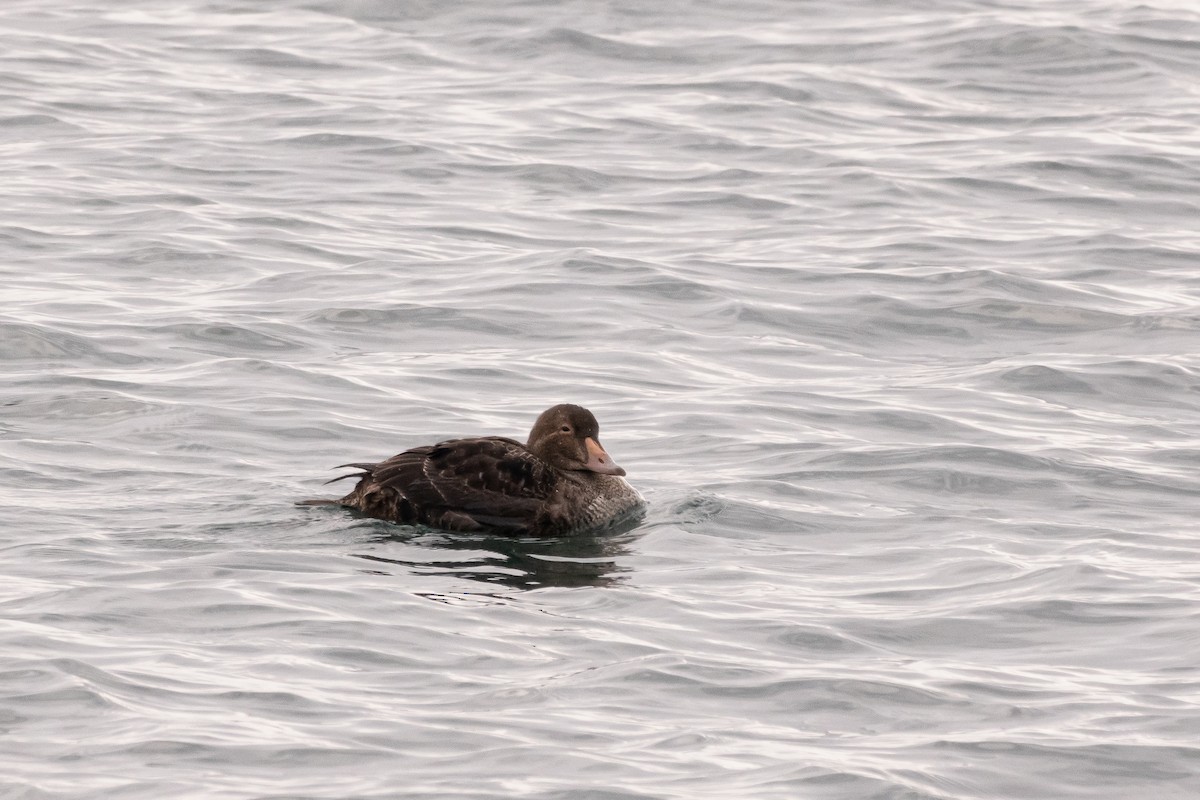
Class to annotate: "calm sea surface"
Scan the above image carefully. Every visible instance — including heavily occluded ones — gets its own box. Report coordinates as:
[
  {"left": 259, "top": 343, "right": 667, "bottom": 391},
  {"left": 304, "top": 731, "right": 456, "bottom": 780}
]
[{"left": 3, "top": 1, "right": 1200, "bottom": 798}]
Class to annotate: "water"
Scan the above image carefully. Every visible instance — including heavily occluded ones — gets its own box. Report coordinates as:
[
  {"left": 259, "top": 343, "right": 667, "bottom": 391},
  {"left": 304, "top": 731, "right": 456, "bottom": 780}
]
[{"left": 3, "top": 0, "right": 1200, "bottom": 797}]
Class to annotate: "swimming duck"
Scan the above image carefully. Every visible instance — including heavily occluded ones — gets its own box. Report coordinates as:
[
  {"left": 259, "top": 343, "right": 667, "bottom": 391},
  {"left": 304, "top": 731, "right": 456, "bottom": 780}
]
[{"left": 304, "top": 404, "right": 643, "bottom": 535}]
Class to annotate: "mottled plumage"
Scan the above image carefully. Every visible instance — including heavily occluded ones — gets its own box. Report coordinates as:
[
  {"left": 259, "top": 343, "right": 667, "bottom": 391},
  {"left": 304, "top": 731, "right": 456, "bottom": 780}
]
[{"left": 304, "top": 405, "right": 643, "bottom": 535}]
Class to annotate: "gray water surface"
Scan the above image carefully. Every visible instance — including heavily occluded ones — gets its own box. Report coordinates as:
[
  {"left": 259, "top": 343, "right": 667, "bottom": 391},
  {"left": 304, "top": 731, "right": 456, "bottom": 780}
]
[{"left": 3, "top": 1, "right": 1200, "bottom": 798}]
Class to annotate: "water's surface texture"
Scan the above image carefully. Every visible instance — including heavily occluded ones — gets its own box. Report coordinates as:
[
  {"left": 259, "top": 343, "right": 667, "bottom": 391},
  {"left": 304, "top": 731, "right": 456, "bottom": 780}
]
[{"left": 3, "top": 1, "right": 1200, "bottom": 797}]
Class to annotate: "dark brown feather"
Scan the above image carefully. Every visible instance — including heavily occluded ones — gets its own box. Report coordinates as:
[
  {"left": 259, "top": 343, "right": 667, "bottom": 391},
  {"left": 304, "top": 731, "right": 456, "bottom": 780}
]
[{"left": 334, "top": 437, "right": 559, "bottom": 533}]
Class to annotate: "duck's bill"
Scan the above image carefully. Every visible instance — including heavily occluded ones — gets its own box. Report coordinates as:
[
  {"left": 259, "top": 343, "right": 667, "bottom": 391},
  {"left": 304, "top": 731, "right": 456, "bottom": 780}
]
[{"left": 584, "top": 437, "right": 626, "bottom": 476}]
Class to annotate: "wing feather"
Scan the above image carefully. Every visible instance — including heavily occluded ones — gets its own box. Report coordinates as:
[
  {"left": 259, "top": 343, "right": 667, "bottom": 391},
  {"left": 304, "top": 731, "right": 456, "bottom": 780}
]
[{"left": 339, "top": 436, "right": 557, "bottom": 531}]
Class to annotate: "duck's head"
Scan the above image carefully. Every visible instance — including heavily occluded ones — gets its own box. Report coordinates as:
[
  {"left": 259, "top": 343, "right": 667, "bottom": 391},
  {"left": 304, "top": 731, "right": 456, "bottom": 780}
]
[{"left": 527, "top": 404, "right": 626, "bottom": 476}]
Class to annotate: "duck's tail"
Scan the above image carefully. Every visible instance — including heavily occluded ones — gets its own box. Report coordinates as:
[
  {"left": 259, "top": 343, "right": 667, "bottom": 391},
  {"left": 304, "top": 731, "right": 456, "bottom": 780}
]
[{"left": 297, "top": 463, "right": 377, "bottom": 508}]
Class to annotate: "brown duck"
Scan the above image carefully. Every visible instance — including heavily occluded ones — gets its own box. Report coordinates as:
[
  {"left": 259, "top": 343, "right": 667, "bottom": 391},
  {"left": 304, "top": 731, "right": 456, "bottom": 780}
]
[{"left": 303, "top": 404, "right": 643, "bottom": 535}]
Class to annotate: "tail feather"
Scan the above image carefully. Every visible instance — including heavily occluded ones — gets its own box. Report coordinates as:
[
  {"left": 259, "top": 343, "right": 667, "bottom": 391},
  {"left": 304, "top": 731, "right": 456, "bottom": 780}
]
[
  {"left": 322, "top": 462, "right": 377, "bottom": 485},
  {"left": 301, "top": 462, "right": 376, "bottom": 507},
  {"left": 323, "top": 473, "right": 364, "bottom": 485}
]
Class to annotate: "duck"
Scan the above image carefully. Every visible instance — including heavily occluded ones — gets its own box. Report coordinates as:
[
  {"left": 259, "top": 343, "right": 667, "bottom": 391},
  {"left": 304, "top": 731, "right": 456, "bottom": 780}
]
[{"left": 303, "top": 404, "right": 644, "bottom": 535}]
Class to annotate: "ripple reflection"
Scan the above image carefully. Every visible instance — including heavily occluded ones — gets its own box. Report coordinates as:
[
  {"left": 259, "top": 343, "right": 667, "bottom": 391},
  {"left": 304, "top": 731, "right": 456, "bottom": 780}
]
[{"left": 350, "top": 513, "right": 643, "bottom": 589}]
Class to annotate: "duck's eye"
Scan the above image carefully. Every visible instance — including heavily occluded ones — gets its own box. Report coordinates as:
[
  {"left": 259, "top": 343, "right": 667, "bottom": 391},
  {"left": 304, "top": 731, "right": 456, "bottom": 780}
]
[{"left": 560, "top": 425, "right": 571, "bottom": 433}]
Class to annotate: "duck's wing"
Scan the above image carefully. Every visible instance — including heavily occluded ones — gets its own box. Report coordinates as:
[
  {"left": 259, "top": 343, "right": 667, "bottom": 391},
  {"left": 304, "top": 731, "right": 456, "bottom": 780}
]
[{"left": 339, "top": 436, "right": 558, "bottom": 532}]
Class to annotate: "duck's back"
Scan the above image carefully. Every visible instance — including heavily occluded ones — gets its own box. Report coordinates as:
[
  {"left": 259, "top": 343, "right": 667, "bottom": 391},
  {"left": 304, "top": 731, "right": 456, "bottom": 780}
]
[{"left": 333, "top": 436, "right": 561, "bottom": 534}]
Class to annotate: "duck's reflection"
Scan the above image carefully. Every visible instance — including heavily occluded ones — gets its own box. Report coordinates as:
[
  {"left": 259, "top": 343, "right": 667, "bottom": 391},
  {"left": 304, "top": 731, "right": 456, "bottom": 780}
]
[{"left": 350, "top": 510, "right": 644, "bottom": 589}]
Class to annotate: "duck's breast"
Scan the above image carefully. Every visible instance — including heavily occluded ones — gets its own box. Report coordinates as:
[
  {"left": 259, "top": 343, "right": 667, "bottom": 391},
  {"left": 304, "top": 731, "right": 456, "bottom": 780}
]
[{"left": 562, "top": 474, "right": 644, "bottom": 531}]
